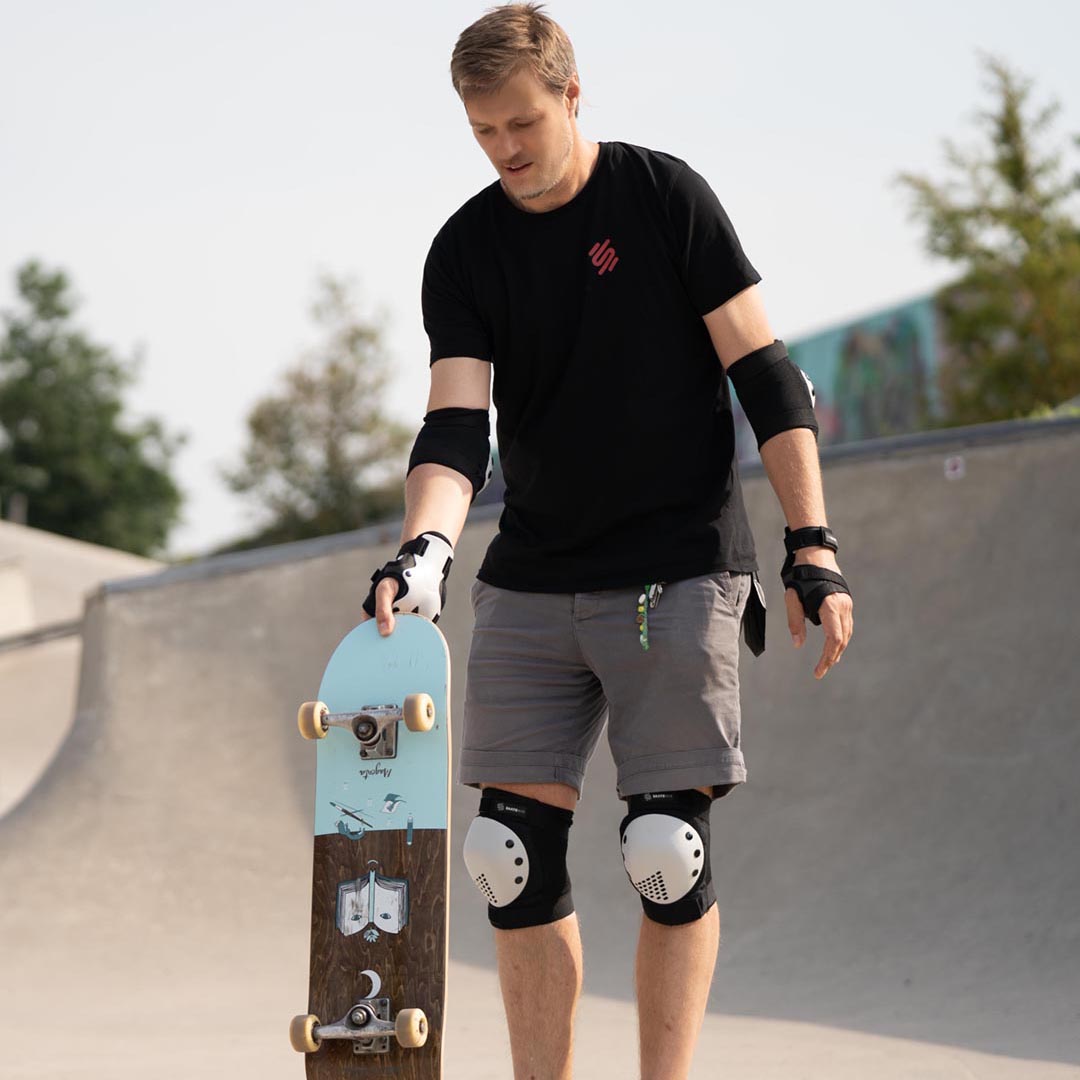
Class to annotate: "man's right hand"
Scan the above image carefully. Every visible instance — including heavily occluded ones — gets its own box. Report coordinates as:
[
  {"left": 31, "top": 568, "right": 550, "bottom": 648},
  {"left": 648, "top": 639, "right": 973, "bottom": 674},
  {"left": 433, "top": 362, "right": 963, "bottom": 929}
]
[
  {"left": 359, "top": 577, "right": 401, "bottom": 637},
  {"left": 360, "top": 532, "right": 455, "bottom": 635}
]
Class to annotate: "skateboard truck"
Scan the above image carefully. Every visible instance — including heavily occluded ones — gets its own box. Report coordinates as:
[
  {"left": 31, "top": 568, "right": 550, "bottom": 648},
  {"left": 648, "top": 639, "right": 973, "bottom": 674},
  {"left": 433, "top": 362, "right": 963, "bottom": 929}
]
[
  {"left": 289, "top": 1001, "right": 428, "bottom": 1055},
  {"left": 297, "top": 694, "right": 435, "bottom": 760},
  {"left": 290, "top": 970, "right": 428, "bottom": 1055}
]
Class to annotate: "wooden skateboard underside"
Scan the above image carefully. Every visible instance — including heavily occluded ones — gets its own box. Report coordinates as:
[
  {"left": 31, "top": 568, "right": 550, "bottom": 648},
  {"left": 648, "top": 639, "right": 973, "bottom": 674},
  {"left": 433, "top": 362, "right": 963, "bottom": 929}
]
[
  {"left": 308, "top": 831, "right": 447, "bottom": 1078},
  {"left": 301, "top": 616, "right": 451, "bottom": 1080}
]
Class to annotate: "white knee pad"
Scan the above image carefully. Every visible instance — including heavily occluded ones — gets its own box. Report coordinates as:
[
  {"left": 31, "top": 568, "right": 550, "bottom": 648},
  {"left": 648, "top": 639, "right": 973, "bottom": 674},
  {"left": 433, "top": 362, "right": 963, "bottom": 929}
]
[
  {"left": 463, "top": 788, "right": 576, "bottom": 930},
  {"left": 621, "top": 813, "right": 705, "bottom": 904},
  {"left": 619, "top": 790, "right": 714, "bottom": 925},
  {"left": 463, "top": 815, "right": 530, "bottom": 908}
]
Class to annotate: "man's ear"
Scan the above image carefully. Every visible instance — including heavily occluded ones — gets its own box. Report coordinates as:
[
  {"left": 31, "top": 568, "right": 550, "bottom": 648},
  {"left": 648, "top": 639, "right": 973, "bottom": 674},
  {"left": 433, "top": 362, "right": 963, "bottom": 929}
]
[{"left": 565, "top": 76, "right": 581, "bottom": 119}]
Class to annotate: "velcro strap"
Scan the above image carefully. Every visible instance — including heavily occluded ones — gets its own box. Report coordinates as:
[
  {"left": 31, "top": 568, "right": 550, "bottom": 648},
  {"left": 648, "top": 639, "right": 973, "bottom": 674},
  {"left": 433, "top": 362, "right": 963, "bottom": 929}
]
[
  {"left": 780, "top": 563, "right": 850, "bottom": 626},
  {"left": 784, "top": 526, "right": 838, "bottom": 554},
  {"left": 362, "top": 562, "right": 408, "bottom": 618}
]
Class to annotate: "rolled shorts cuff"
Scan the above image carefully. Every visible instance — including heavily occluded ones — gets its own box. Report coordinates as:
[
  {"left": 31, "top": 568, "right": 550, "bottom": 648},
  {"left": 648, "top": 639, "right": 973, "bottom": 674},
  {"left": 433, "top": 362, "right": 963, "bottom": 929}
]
[
  {"left": 458, "top": 748, "right": 588, "bottom": 795},
  {"left": 616, "top": 748, "right": 747, "bottom": 799}
]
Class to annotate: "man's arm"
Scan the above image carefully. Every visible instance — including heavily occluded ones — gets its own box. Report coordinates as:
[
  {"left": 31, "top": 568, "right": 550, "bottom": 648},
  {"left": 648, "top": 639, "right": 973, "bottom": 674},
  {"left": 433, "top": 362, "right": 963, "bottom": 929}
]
[
  {"left": 367, "top": 356, "right": 492, "bottom": 635},
  {"left": 401, "top": 356, "right": 491, "bottom": 546},
  {"left": 703, "top": 285, "right": 853, "bottom": 678}
]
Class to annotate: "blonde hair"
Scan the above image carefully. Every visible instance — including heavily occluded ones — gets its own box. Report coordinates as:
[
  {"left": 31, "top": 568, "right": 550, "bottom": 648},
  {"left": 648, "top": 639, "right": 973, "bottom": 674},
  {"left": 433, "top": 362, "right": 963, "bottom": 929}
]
[{"left": 451, "top": 3, "right": 579, "bottom": 116}]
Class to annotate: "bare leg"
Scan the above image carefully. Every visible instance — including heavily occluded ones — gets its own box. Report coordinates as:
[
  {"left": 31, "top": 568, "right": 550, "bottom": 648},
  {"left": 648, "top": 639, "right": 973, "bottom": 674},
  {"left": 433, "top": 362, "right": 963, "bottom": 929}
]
[
  {"left": 635, "top": 784, "right": 719, "bottom": 1080},
  {"left": 483, "top": 781, "right": 581, "bottom": 1080},
  {"left": 496, "top": 912, "right": 582, "bottom": 1080},
  {"left": 636, "top": 904, "right": 719, "bottom": 1080}
]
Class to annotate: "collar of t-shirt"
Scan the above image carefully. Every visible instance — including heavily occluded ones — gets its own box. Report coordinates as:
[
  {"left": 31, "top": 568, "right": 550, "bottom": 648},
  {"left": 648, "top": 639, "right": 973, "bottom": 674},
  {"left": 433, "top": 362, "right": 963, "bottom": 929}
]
[{"left": 492, "top": 141, "right": 610, "bottom": 225}]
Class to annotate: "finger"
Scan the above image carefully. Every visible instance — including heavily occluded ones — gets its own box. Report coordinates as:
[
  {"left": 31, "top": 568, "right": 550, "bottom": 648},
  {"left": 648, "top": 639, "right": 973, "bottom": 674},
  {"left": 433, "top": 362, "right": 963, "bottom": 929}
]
[
  {"left": 840, "top": 601, "right": 854, "bottom": 655},
  {"left": 813, "top": 604, "right": 839, "bottom": 677},
  {"left": 376, "top": 578, "right": 398, "bottom": 636},
  {"left": 815, "top": 637, "right": 842, "bottom": 678},
  {"left": 831, "top": 595, "right": 854, "bottom": 658},
  {"left": 785, "top": 588, "right": 806, "bottom": 648},
  {"left": 815, "top": 600, "right": 848, "bottom": 678}
]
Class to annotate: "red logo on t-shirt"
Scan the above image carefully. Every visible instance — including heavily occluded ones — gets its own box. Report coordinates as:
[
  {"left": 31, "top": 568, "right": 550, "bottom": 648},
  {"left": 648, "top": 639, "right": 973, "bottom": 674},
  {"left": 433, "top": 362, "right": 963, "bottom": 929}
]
[{"left": 589, "top": 238, "right": 619, "bottom": 276}]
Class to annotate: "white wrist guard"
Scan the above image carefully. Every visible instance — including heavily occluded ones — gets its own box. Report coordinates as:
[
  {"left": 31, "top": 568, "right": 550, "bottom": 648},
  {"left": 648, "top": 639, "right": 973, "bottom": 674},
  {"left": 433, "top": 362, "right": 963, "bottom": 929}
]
[{"left": 362, "top": 531, "right": 454, "bottom": 623}]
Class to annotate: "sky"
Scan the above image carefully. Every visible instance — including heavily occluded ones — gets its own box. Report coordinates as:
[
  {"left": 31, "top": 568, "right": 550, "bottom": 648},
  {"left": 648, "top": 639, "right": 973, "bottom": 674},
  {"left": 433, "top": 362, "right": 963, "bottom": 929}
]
[{"left": 2, "top": 0, "right": 1078, "bottom": 559}]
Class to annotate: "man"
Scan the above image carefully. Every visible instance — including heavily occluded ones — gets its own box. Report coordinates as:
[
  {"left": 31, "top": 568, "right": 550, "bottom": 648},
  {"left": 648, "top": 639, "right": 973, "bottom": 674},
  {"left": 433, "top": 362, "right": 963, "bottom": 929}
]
[{"left": 360, "top": 5, "right": 854, "bottom": 1079}]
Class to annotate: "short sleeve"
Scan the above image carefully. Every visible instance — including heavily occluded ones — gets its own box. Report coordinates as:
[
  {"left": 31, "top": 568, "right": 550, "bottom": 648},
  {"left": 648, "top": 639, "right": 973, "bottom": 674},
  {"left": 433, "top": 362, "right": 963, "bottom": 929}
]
[
  {"left": 421, "top": 225, "right": 492, "bottom": 365},
  {"left": 665, "top": 163, "right": 761, "bottom": 316}
]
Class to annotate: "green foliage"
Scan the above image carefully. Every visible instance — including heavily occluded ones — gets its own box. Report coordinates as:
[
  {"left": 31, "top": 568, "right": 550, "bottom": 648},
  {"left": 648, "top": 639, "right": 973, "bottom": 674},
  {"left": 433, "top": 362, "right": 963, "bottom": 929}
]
[
  {"left": 0, "top": 260, "right": 185, "bottom": 556},
  {"left": 897, "top": 57, "right": 1080, "bottom": 425},
  {"left": 1027, "top": 399, "right": 1080, "bottom": 420},
  {"left": 218, "top": 275, "right": 412, "bottom": 552}
]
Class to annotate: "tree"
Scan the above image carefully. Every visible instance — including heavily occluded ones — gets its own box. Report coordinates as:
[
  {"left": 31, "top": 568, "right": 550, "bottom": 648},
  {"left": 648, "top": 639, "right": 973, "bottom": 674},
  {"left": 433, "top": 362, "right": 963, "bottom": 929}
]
[
  {"left": 219, "top": 274, "right": 413, "bottom": 551},
  {"left": 0, "top": 260, "right": 185, "bottom": 556},
  {"left": 898, "top": 57, "right": 1080, "bottom": 425}
]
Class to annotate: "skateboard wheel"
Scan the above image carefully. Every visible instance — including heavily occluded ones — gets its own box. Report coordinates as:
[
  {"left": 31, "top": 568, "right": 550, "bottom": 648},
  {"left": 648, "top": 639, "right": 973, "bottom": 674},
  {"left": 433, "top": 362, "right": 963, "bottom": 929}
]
[
  {"left": 297, "top": 701, "right": 329, "bottom": 740},
  {"left": 403, "top": 693, "right": 435, "bottom": 733},
  {"left": 289, "top": 1013, "right": 321, "bottom": 1053},
  {"left": 395, "top": 1007, "right": 428, "bottom": 1048}
]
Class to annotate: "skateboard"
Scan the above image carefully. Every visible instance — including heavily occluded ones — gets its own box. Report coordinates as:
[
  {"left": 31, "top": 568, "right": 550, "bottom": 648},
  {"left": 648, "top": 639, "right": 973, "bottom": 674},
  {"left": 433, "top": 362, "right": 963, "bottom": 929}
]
[{"left": 290, "top": 614, "right": 451, "bottom": 1079}]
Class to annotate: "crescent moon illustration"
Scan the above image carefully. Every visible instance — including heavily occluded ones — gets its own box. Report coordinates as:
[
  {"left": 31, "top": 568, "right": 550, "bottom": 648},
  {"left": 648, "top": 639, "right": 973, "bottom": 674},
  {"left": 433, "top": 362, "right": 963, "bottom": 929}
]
[{"left": 360, "top": 968, "right": 382, "bottom": 998}]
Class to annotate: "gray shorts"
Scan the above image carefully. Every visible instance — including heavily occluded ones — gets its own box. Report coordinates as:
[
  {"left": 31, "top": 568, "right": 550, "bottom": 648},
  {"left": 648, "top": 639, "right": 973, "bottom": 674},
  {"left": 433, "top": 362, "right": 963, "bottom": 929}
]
[{"left": 461, "top": 570, "right": 752, "bottom": 799}]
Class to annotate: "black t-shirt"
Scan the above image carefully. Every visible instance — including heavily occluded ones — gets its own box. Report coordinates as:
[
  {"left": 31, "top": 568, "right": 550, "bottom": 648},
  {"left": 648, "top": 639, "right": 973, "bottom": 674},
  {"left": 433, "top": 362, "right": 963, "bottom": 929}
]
[{"left": 422, "top": 140, "right": 761, "bottom": 591}]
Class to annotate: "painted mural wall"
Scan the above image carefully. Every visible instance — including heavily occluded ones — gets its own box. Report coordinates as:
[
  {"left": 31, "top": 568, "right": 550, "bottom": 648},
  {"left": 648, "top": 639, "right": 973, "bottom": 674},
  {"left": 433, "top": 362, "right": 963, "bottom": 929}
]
[{"left": 733, "top": 293, "right": 942, "bottom": 461}]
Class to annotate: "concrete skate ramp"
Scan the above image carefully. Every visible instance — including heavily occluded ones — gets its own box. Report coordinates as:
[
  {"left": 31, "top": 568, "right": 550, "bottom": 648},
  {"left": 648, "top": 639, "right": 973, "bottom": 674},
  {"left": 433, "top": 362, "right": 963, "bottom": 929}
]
[
  {"left": 0, "top": 630, "right": 82, "bottom": 818},
  {"left": 0, "top": 519, "right": 163, "bottom": 628},
  {"left": 1, "top": 417, "right": 1077, "bottom": 1079},
  {"left": 0, "top": 521, "right": 163, "bottom": 818}
]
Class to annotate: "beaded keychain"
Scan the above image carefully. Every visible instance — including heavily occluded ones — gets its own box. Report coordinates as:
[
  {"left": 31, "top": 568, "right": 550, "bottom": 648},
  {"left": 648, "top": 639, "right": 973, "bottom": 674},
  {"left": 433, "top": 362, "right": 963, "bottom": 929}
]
[{"left": 636, "top": 582, "right": 664, "bottom": 650}]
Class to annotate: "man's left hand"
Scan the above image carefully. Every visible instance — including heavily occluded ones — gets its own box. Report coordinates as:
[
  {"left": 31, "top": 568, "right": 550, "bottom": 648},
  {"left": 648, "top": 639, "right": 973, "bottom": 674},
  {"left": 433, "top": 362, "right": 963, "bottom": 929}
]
[{"left": 784, "top": 547, "right": 854, "bottom": 680}]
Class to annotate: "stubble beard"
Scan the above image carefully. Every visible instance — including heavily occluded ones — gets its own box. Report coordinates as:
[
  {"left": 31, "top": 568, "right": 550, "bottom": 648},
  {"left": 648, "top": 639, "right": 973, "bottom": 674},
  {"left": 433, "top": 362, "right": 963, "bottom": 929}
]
[{"left": 514, "top": 127, "right": 576, "bottom": 204}]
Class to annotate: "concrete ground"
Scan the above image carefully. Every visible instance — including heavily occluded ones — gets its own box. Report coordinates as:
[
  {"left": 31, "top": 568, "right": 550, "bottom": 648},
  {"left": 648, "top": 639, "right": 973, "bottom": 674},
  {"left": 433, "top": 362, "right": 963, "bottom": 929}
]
[{"left": 1, "top": 416, "right": 1078, "bottom": 1079}]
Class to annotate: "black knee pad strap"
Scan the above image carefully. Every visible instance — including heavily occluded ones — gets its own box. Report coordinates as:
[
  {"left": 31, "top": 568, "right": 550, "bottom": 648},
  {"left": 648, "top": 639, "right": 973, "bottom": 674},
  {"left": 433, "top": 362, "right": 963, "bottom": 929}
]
[
  {"left": 620, "top": 789, "right": 714, "bottom": 926},
  {"left": 477, "top": 788, "right": 575, "bottom": 930}
]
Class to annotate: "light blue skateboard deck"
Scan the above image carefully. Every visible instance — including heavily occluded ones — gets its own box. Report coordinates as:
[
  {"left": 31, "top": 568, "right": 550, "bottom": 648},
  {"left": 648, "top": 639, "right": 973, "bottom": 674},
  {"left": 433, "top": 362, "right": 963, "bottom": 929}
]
[{"left": 294, "top": 614, "right": 451, "bottom": 1080}]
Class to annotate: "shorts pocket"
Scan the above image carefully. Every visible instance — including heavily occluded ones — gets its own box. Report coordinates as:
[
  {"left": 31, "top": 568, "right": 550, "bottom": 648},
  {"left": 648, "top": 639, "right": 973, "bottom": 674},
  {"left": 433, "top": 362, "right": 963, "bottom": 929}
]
[
  {"left": 708, "top": 571, "right": 740, "bottom": 614},
  {"left": 707, "top": 571, "right": 753, "bottom": 618}
]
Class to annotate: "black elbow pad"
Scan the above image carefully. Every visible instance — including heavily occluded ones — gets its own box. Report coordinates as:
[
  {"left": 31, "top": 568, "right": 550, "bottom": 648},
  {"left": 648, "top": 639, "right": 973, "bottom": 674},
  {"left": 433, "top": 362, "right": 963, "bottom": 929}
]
[
  {"left": 407, "top": 407, "right": 494, "bottom": 500},
  {"left": 727, "top": 340, "right": 819, "bottom": 449}
]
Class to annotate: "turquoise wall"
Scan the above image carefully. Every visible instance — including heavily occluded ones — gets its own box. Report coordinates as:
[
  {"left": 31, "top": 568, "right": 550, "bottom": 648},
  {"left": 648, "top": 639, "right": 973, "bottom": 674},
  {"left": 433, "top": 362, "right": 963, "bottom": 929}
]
[{"left": 734, "top": 293, "right": 941, "bottom": 460}]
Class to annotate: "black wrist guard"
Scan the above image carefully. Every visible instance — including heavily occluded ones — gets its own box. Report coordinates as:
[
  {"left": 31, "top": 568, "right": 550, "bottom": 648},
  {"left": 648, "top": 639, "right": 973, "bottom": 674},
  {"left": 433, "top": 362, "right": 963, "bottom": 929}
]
[
  {"left": 784, "top": 525, "right": 838, "bottom": 555},
  {"left": 780, "top": 526, "right": 850, "bottom": 625}
]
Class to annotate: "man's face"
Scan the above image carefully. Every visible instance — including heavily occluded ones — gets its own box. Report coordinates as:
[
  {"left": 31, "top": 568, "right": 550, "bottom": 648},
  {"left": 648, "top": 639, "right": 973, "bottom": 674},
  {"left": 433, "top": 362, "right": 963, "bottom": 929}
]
[{"left": 465, "top": 67, "right": 577, "bottom": 208}]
